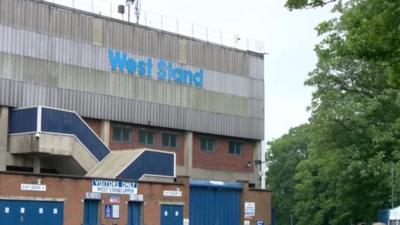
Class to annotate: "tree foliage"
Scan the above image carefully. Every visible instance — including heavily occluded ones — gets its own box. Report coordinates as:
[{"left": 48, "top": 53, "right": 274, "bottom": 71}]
[
  {"left": 267, "top": 0, "right": 400, "bottom": 224},
  {"left": 266, "top": 124, "right": 310, "bottom": 225}
]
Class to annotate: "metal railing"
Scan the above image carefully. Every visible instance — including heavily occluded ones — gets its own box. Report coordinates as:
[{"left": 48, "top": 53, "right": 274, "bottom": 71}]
[{"left": 44, "top": 0, "right": 265, "bottom": 53}]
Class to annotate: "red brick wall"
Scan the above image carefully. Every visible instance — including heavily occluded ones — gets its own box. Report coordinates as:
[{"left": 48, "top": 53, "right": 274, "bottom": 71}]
[
  {"left": 0, "top": 173, "right": 271, "bottom": 225},
  {"left": 241, "top": 184, "right": 272, "bottom": 225},
  {"left": 109, "top": 122, "right": 185, "bottom": 166},
  {"left": 192, "top": 133, "right": 256, "bottom": 173},
  {"left": 83, "top": 117, "right": 102, "bottom": 137},
  {"left": 0, "top": 173, "right": 190, "bottom": 225}
]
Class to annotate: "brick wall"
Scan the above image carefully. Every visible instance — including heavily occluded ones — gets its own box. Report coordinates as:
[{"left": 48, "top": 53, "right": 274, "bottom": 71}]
[
  {"left": 83, "top": 117, "right": 102, "bottom": 137},
  {"left": 0, "top": 173, "right": 271, "bottom": 225},
  {"left": 109, "top": 122, "right": 185, "bottom": 166},
  {"left": 192, "top": 133, "right": 256, "bottom": 173},
  {"left": 0, "top": 173, "right": 190, "bottom": 225},
  {"left": 242, "top": 183, "right": 272, "bottom": 225}
]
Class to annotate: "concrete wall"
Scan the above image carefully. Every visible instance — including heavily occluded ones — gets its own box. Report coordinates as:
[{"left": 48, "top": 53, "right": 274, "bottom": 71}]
[{"left": 0, "top": 0, "right": 265, "bottom": 140}]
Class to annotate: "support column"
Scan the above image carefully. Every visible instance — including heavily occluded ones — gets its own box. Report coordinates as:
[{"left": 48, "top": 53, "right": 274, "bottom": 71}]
[
  {"left": 0, "top": 107, "right": 9, "bottom": 171},
  {"left": 33, "top": 157, "right": 41, "bottom": 174},
  {"left": 101, "top": 120, "right": 110, "bottom": 147},
  {"left": 253, "top": 141, "right": 262, "bottom": 188},
  {"left": 184, "top": 131, "right": 193, "bottom": 176}
]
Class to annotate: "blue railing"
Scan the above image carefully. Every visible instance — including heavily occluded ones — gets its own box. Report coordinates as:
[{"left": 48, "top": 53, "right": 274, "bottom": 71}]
[
  {"left": 9, "top": 107, "right": 110, "bottom": 161},
  {"left": 9, "top": 108, "right": 37, "bottom": 134},
  {"left": 118, "top": 151, "right": 175, "bottom": 180},
  {"left": 41, "top": 108, "right": 110, "bottom": 161}
]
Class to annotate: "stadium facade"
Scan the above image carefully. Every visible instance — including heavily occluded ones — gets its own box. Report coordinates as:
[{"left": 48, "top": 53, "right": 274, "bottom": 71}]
[{"left": 0, "top": 0, "right": 270, "bottom": 224}]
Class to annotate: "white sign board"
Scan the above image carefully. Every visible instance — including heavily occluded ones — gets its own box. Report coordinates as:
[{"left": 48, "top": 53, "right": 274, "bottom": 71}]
[
  {"left": 244, "top": 202, "right": 256, "bottom": 218},
  {"left": 183, "top": 218, "right": 189, "bottom": 225},
  {"left": 112, "top": 205, "right": 120, "bottom": 219},
  {"left": 92, "top": 179, "right": 137, "bottom": 195},
  {"left": 129, "top": 194, "right": 144, "bottom": 202},
  {"left": 244, "top": 220, "right": 250, "bottom": 225},
  {"left": 85, "top": 192, "right": 102, "bottom": 199},
  {"left": 21, "top": 184, "right": 46, "bottom": 192},
  {"left": 163, "top": 190, "right": 182, "bottom": 197}
]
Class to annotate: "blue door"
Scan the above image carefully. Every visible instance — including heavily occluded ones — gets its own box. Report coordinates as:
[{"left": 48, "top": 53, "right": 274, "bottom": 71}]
[
  {"left": 83, "top": 199, "right": 99, "bottom": 225},
  {"left": 190, "top": 186, "right": 241, "bottom": 225},
  {"left": 128, "top": 202, "right": 142, "bottom": 225},
  {"left": 0, "top": 199, "right": 63, "bottom": 225},
  {"left": 160, "top": 205, "right": 183, "bottom": 225}
]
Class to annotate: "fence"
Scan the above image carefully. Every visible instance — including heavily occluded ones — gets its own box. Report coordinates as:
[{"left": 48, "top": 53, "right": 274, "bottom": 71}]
[{"left": 44, "top": 0, "right": 265, "bottom": 53}]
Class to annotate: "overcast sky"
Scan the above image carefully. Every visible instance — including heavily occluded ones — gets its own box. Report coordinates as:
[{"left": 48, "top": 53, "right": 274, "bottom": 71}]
[
  {"left": 56, "top": 0, "right": 333, "bottom": 142},
  {"left": 138, "top": 0, "right": 334, "bottom": 142}
]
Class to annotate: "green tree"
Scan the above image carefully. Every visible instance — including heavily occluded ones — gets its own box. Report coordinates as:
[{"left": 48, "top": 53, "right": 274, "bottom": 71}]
[
  {"left": 266, "top": 124, "right": 310, "bottom": 225},
  {"left": 279, "top": 0, "right": 400, "bottom": 224}
]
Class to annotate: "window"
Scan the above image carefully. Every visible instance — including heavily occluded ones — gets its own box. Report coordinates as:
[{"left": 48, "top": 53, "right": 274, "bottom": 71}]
[
  {"left": 138, "top": 130, "right": 155, "bottom": 145},
  {"left": 112, "top": 126, "right": 131, "bottom": 143},
  {"left": 162, "top": 133, "right": 178, "bottom": 148},
  {"left": 200, "top": 137, "right": 216, "bottom": 152},
  {"left": 229, "top": 141, "right": 243, "bottom": 155}
]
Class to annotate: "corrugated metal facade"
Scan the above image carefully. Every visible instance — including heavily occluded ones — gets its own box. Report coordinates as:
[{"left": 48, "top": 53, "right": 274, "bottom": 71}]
[
  {"left": 0, "top": 0, "right": 265, "bottom": 140},
  {"left": 190, "top": 185, "right": 241, "bottom": 225}
]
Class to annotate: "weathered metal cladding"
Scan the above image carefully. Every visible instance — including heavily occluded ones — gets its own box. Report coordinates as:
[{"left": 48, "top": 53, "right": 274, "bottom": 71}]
[
  {"left": 0, "top": 78, "right": 264, "bottom": 139},
  {"left": 0, "top": 53, "right": 263, "bottom": 120},
  {"left": 0, "top": 0, "right": 265, "bottom": 139},
  {"left": 0, "top": 0, "right": 264, "bottom": 79},
  {"left": 0, "top": 24, "right": 263, "bottom": 99}
]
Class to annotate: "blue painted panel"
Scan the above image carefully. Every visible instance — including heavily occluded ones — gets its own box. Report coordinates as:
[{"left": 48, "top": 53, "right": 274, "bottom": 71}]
[
  {"left": 190, "top": 186, "right": 241, "bottom": 225},
  {"left": 0, "top": 199, "right": 63, "bottom": 225},
  {"left": 161, "top": 205, "right": 183, "bottom": 225},
  {"left": 9, "top": 108, "right": 37, "bottom": 134},
  {"left": 190, "top": 179, "right": 243, "bottom": 190},
  {"left": 41, "top": 108, "right": 109, "bottom": 161},
  {"left": 83, "top": 200, "right": 99, "bottom": 225},
  {"left": 128, "top": 202, "right": 142, "bottom": 225},
  {"left": 378, "top": 209, "right": 389, "bottom": 224},
  {"left": 118, "top": 151, "right": 174, "bottom": 180}
]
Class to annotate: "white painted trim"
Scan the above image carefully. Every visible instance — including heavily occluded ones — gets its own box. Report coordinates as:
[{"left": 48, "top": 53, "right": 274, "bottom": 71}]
[
  {"left": 0, "top": 196, "right": 65, "bottom": 202},
  {"left": 36, "top": 106, "right": 42, "bottom": 135},
  {"left": 139, "top": 174, "right": 175, "bottom": 181},
  {"left": 159, "top": 202, "right": 185, "bottom": 205},
  {"left": 9, "top": 132, "right": 37, "bottom": 136}
]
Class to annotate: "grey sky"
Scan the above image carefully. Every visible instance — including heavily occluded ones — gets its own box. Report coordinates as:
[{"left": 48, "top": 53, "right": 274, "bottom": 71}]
[
  {"left": 138, "top": 0, "right": 333, "bottom": 142},
  {"left": 56, "top": 0, "right": 333, "bottom": 142}
]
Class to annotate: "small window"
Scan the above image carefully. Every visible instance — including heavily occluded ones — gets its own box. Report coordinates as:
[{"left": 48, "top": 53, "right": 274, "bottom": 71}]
[
  {"left": 200, "top": 137, "right": 216, "bottom": 152},
  {"left": 112, "top": 126, "right": 132, "bottom": 143},
  {"left": 162, "top": 133, "right": 178, "bottom": 148},
  {"left": 229, "top": 141, "right": 243, "bottom": 155},
  {"left": 138, "top": 130, "right": 155, "bottom": 145}
]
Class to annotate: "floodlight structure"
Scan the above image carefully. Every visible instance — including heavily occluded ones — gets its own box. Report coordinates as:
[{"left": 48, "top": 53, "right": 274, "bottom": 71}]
[{"left": 126, "top": 0, "right": 140, "bottom": 23}]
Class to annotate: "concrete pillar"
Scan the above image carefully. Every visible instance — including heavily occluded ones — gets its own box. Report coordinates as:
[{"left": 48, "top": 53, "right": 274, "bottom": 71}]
[
  {"left": 101, "top": 120, "right": 110, "bottom": 147},
  {"left": 253, "top": 141, "right": 262, "bottom": 188},
  {"left": 183, "top": 131, "right": 193, "bottom": 176},
  {"left": 0, "top": 107, "right": 9, "bottom": 171},
  {"left": 33, "top": 157, "right": 41, "bottom": 174}
]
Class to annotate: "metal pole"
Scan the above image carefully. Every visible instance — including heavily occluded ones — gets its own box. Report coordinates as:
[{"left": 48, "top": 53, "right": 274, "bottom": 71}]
[
  {"left": 291, "top": 214, "right": 293, "bottom": 225},
  {"left": 128, "top": 5, "right": 130, "bottom": 22}
]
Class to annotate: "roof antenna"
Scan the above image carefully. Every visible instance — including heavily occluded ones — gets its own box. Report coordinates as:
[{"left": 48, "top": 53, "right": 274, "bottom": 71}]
[{"left": 126, "top": 0, "right": 141, "bottom": 24}]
